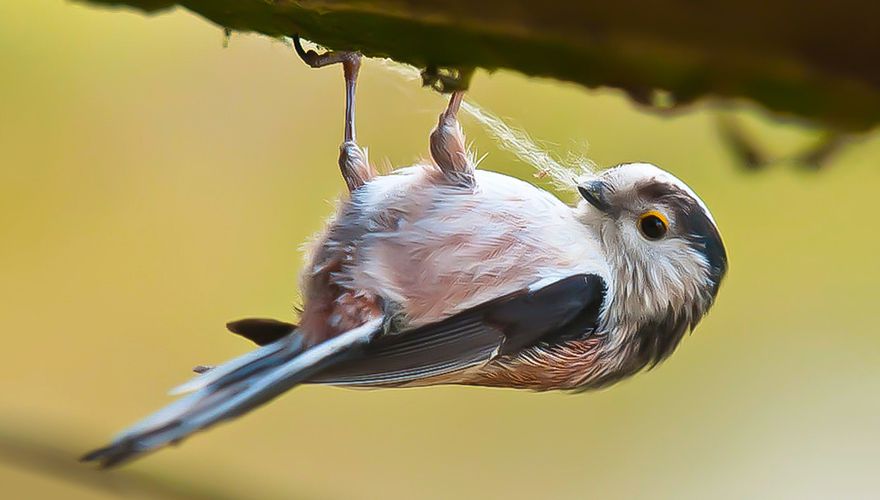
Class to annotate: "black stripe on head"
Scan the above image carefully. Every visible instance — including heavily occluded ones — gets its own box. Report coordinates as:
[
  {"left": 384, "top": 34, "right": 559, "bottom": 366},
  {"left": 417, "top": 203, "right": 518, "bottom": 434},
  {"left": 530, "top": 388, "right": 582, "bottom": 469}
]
[
  {"left": 681, "top": 204, "right": 728, "bottom": 298},
  {"left": 637, "top": 182, "right": 728, "bottom": 299}
]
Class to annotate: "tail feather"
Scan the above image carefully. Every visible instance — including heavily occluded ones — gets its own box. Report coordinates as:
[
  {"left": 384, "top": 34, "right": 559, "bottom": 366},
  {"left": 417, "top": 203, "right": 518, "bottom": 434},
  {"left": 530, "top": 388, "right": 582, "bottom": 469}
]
[
  {"left": 82, "top": 318, "right": 383, "bottom": 468},
  {"left": 170, "top": 337, "right": 300, "bottom": 396}
]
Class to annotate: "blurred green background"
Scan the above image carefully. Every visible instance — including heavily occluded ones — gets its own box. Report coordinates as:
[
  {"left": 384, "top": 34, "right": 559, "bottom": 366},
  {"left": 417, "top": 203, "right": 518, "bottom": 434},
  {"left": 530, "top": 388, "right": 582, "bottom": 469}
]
[{"left": 1, "top": 1, "right": 879, "bottom": 499}]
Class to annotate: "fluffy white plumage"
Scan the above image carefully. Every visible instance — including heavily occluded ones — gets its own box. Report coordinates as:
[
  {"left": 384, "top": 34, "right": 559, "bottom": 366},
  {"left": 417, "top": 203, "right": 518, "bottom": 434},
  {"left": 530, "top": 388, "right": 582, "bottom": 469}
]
[{"left": 311, "top": 166, "right": 611, "bottom": 326}]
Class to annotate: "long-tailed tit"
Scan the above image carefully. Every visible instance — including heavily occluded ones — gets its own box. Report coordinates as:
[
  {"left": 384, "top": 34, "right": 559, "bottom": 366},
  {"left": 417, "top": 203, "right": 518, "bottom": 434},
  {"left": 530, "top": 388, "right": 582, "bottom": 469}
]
[{"left": 84, "top": 41, "right": 727, "bottom": 467}]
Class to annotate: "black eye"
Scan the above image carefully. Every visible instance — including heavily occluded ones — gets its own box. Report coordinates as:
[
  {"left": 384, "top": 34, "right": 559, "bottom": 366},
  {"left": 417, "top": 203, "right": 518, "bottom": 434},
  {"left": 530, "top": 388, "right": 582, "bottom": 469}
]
[{"left": 638, "top": 211, "right": 668, "bottom": 240}]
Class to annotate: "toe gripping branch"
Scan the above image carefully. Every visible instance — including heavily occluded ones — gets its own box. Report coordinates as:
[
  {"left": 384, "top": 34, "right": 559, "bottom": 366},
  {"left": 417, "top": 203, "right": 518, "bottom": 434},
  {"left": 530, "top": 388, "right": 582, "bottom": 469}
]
[{"left": 293, "top": 35, "right": 374, "bottom": 192}]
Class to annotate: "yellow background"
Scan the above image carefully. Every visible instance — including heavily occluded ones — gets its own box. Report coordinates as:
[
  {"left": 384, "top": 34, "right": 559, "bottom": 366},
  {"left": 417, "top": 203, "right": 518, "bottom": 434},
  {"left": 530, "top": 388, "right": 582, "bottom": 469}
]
[{"left": 1, "top": 1, "right": 879, "bottom": 498}]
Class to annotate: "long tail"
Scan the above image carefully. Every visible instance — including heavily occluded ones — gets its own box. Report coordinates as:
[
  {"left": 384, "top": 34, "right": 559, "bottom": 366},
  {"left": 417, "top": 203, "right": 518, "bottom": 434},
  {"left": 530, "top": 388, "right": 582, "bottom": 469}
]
[{"left": 82, "top": 319, "right": 382, "bottom": 468}]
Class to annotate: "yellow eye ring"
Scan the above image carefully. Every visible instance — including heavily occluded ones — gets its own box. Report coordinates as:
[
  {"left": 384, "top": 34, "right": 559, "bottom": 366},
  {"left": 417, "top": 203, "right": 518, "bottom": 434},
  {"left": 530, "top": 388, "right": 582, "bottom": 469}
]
[{"left": 638, "top": 210, "right": 669, "bottom": 240}]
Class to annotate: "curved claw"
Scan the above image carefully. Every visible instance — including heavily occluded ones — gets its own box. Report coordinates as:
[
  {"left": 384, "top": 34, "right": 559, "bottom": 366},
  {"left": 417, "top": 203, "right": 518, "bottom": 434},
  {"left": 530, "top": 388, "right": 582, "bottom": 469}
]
[
  {"left": 421, "top": 65, "right": 474, "bottom": 93},
  {"left": 292, "top": 35, "right": 360, "bottom": 69}
]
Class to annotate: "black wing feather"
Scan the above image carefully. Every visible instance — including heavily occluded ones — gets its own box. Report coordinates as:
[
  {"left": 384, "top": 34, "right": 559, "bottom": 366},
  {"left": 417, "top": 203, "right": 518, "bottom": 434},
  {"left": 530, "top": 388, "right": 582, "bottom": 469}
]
[{"left": 313, "top": 274, "right": 606, "bottom": 386}]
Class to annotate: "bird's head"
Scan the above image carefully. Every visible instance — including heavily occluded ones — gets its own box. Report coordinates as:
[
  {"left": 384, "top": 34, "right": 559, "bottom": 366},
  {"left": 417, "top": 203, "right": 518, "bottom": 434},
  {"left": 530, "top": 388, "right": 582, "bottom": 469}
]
[{"left": 575, "top": 162, "right": 728, "bottom": 367}]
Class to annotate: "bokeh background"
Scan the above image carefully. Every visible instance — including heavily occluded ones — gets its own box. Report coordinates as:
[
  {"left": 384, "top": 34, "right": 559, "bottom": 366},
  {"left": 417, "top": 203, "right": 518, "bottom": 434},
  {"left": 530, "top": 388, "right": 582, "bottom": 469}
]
[{"left": 2, "top": 1, "right": 879, "bottom": 499}]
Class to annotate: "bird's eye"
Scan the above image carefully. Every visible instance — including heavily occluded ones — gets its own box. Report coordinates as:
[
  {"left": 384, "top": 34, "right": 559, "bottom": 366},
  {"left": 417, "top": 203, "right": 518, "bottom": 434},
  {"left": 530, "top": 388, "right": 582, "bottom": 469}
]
[{"left": 638, "top": 211, "right": 668, "bottom": 240}]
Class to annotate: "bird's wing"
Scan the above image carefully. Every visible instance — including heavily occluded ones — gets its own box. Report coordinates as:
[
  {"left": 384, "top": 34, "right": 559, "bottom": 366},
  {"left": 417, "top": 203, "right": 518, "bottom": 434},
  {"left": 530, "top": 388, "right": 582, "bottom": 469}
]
[
  {"left": 81, "top": 274, "right": 604, "bottom": 467},
  {"left": 312, "top": 273, "right": 606, "bottom": 386}
]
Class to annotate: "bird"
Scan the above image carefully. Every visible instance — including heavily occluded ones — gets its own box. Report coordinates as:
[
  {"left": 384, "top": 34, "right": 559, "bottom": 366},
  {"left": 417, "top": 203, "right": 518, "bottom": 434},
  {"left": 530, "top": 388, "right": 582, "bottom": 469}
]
[{"left": 82, "top": 39, "right": 728, "bottom": 468}]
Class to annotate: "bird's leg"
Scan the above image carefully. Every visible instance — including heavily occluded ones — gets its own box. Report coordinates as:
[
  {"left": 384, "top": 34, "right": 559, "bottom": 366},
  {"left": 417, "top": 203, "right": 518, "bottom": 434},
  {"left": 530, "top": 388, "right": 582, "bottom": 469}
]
[
  {"left": 429, "top": 91, "right": 474, "bottom": 185},
  {"left": 293, "top": 36, "right": 374, "bottom": 192}
]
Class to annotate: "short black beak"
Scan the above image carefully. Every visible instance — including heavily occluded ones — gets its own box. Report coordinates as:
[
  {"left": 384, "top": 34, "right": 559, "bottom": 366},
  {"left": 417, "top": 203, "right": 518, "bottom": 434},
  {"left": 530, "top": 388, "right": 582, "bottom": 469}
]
[{"left": 578, "top": 180, "right": 611, "bottom": 211}]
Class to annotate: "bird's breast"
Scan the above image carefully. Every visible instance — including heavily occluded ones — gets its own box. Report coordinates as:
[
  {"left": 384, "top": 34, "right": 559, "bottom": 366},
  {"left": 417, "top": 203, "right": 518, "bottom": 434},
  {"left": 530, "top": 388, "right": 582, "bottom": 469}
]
[{"left": 299, "top": 166, "right": 607, "bottom": 343}]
